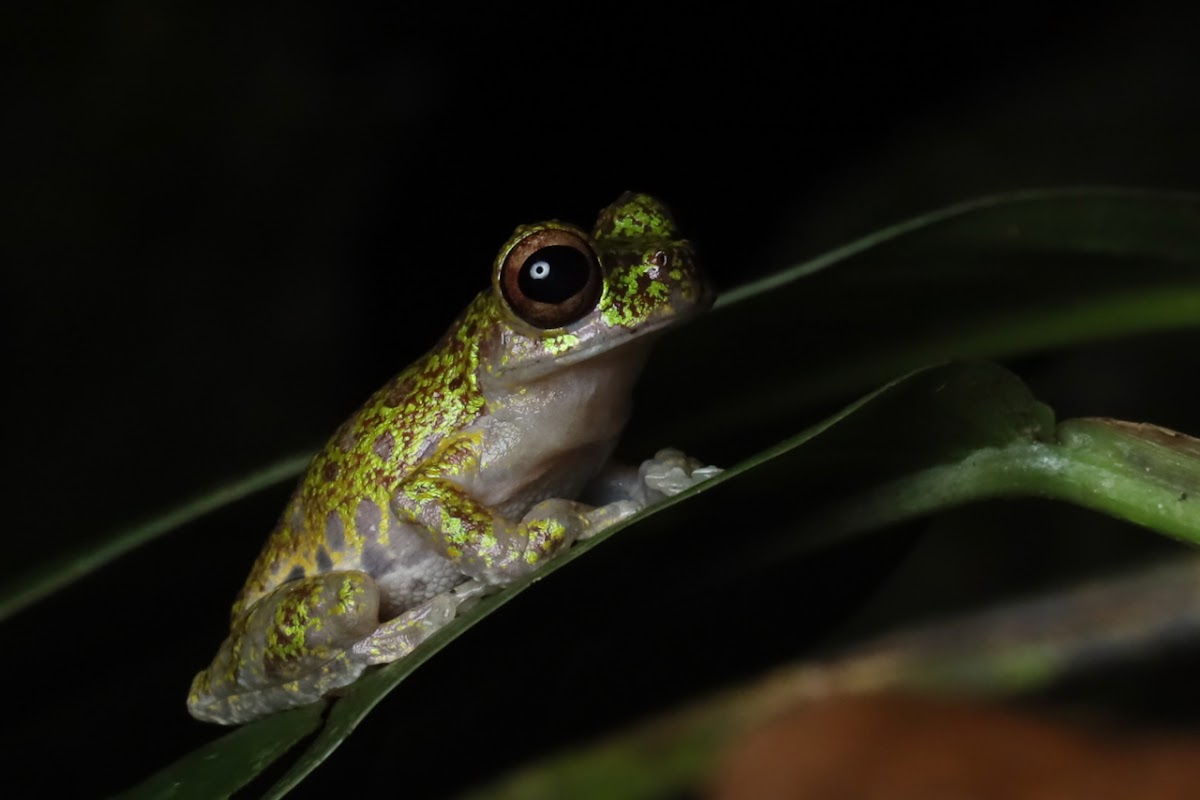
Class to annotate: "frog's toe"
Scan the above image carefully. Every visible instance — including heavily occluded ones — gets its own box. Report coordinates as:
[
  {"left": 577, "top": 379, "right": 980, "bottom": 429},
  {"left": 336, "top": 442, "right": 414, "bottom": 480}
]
[
  {"left": 576, "top": 499, "right": 642, "bottom": 541},
  {"left": 450, "top": 578, "right": 494, "bottom": 613},
  {"left": 639, "top": 448, "right": 722, "bottom": 499}
]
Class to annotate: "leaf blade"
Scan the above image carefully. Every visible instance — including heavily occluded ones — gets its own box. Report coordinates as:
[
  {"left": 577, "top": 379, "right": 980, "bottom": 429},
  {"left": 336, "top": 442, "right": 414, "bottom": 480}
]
[{"left": 0, "top": 453, "right": 312, "bottom": 623}]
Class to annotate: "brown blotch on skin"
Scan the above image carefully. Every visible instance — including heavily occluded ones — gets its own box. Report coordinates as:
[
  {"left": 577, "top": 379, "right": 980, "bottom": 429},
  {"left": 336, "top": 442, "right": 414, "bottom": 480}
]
[
  {"left": 355, "top": 498, "right": 382, "bottom": 541},
  {"left": 288, "top": 501, "right": 305, "bottom": 533},
  {"left": 263, "top": 608, "right": 302, "bottom": 677},
  {"left": 361, "top": 542, "right": 394, "bottom": 578},
  {"left": 372, "top": 431, "right": 394, "bottom": 461},
  {"left": 325, "top": 512, "right": 345, "bottom": 551},
  {"left": 592, "top": 205, "right": 618, "bottom": 238},
  {"left": 382, "top": 374, "right": 418, "bottom": 409},
  {"left": 315, "top": 545, "right": 333, "bottom": 572},
  {"left": 335, "top": 418, "right": 360, "bottom": 452},
  {"left": 322, "top": 461, "right": 341, "bottom": 483}
]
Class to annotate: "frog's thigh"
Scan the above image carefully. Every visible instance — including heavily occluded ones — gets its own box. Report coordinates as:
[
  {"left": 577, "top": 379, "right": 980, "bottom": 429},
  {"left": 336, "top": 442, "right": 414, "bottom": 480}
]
[{"left": 188, "top": 571, "right": 383, "bottom": 724}]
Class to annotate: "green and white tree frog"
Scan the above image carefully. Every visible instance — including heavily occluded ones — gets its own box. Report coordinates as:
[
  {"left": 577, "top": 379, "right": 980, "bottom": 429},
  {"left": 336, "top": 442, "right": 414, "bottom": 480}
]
[{"left": 188, "top": 192, "right": 718, "bottom": 724}]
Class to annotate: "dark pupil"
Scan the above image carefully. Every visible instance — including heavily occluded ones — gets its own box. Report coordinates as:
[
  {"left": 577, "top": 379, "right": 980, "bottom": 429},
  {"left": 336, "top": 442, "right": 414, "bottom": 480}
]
[{"left": 518, "top": 245, "right": 590, "bottom": 304}]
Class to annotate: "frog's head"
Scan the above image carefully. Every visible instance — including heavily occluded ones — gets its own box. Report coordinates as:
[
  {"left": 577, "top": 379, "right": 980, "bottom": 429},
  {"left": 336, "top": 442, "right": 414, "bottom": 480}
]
[{"left": 480, "top": 192, "right": 712, "bottom": 384}]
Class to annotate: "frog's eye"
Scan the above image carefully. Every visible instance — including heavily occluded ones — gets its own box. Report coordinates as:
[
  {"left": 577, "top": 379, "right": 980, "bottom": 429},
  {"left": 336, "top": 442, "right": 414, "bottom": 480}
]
[{"left": 500, "top": 228, "right": 602, "bottom": 329}]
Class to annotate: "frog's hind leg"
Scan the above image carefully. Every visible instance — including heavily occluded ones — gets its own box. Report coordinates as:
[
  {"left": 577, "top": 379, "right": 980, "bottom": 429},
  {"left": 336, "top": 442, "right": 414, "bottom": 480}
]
[
  {"left": 188, "top": 571, "right": 475, "bottom": 724},
  {"left": 188, "top": 571, "right": 383, "bottom": 723}
]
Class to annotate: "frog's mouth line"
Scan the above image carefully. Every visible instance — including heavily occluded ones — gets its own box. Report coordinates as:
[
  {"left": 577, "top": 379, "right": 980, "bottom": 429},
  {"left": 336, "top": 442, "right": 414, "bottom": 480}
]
[
  {"left": 550, "top": 323, "right": 665, "bottom": 366},
  {"left": 496, "top": 301, "right": 708, "bottom": 384}
]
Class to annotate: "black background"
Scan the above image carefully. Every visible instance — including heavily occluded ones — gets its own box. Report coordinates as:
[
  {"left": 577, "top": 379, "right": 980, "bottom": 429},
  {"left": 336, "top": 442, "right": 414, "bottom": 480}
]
[{"left": 4, "top": 3, "right": 1200, "bottom": 796}]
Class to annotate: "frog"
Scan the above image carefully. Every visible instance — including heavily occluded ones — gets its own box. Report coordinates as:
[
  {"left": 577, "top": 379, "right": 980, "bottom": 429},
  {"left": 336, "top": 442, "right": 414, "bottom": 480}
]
[{"left": 187, "top": 192, "right": 719, "bottom": 724}]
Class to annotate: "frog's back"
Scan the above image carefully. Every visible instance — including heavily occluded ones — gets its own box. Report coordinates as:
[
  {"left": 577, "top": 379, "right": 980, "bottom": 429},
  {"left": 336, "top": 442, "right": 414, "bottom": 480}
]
[{"left": 232, "top": 306, "right": 489, "bottom": 618}]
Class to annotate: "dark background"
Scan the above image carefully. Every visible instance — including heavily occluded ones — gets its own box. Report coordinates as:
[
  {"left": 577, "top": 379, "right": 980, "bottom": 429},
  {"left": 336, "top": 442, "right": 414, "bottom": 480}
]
[{"left": 4, "top": 3, "right": 1200, "bottom": 796}]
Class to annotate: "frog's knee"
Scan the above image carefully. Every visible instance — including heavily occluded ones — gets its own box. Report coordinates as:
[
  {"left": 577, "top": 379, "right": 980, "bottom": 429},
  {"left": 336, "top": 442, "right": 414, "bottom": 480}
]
[
  {"left": 251, "top": 571, "right": 381, "bottom": 678},
  {"left": 188, "top": 656, "right": 364, "bottom": 725},
  {"left": 276, "top": 571, "right": 379, "bottom": 638},
  {"left": 188, "top": 572, "right": 383, "bottom": 722}
]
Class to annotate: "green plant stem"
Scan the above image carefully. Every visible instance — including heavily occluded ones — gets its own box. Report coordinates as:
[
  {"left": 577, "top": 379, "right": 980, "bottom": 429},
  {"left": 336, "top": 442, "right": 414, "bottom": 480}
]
[
  {"left": 807, "top": 417, "right": 1200, "bottom": 549},
  {"left": 462, "top": 415, "right": 1200, "bottom": 799}
]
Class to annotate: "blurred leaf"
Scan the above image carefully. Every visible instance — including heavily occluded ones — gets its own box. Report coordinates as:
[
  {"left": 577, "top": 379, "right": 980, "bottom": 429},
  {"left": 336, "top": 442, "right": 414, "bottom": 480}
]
[
  {"left": 467, "top": 552, "right": 1200, "bottom": 800},
  {"left": 0, "top": 454, "right": 312, "bottom": 623},
  {"left": 115, "top": 703, "right": 324, "bottom": 800},
  {"left": 634, "top": 187, "right": 1200, "bottom": 449},
  {"left": 462, "top": 363, "right": 1200, "bottom": 800}
]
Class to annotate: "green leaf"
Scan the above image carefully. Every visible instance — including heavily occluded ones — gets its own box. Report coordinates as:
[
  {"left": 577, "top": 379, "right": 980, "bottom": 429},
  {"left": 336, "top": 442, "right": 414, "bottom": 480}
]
[
  {"left": 805, "top": 416, "right": 1200, "bottom": 548},
  {"left": 460, "top": 363, "right": 1200, "bottom": 800},
  {"left": 184, "top": 362, "right": 1200, "bottom": 797},
  {"left": 114, "top": 703, "right": 325, "bottom": 800},
  {"left": 631, "top": 187, "right": 1200, "bottom": 448},
  {"left": 0, "top": 454, "right": 312, "bottom": 623},
  {"left": 462, "top": 557, "right": 1200, "bottom": 800}
]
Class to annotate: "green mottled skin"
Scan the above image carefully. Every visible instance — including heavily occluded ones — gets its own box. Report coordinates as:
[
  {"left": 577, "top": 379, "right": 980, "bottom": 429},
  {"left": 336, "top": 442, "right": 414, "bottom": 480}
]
[
  {"left": 188, "top": 193, "right": 712, "bottom": 724},
  {"left": 232, "top": 296, "right": 493, "bottom": 618}
]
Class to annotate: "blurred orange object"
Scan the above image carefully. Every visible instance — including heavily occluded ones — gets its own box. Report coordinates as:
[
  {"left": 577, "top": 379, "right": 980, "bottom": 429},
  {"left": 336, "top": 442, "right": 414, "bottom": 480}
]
[{"left": 711, "top": 694, "right": 1200, "bottom": 800}]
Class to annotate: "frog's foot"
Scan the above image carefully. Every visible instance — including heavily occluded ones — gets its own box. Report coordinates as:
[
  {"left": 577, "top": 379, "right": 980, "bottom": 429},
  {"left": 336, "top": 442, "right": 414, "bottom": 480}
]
[
  {"left": 577, "top": 450, "right": 719, "bottom": 538},
  {"left": 573, "top": 498, "right": 641, "bottom": 541},
  {"left": 449, "top": 577, "right": 494, "bottom": 614},
  {"left": 639, "top": 447, "right": 722, "bottom": 502},
  {"left": 585, "top": 449, "right": 722, "bottom": 510},
  {"left": 352, "top": 590, "right": 462, "bottom": 665}
]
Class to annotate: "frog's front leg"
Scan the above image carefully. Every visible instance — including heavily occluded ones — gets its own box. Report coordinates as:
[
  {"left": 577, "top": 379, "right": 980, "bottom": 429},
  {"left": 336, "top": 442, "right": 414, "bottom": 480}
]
[
  {"left": 392, "top": 440, "right": 638, "bottom": 585},
  {"left": 187, "top": 571, "right": 466, "bottom": 724},
  {"left": 583, "top": 448, "right": 723, "bottom": 518}
]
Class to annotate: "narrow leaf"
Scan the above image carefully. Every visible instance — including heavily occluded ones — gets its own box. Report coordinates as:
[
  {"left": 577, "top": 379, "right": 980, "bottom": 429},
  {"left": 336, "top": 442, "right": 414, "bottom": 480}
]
[
  {"left": 632, "top": 187, "right": 1200, "bottom": 447},
  {"left": 114, "top": 703, "right": 325, "bottom": 800},
  {"left": 461, "top": 557, "right": 1200, "bottom": 800},
  {"left": 0, "top": 454, "right": 311, "bottom": 622}
]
